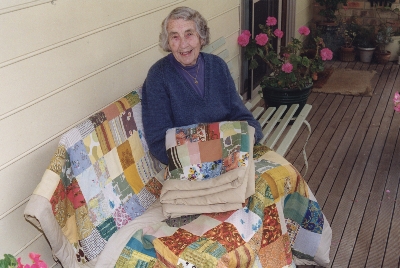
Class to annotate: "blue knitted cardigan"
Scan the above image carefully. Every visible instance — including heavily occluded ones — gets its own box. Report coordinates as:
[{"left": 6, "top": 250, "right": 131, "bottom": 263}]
[{"left": 142, "top": 52, "right": 263, "bottom": 164}]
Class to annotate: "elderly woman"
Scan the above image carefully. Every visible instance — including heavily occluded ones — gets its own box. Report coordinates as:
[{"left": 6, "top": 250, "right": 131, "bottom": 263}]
[{"left": 142, "top": 6, "right": 263, "bottom": 164}]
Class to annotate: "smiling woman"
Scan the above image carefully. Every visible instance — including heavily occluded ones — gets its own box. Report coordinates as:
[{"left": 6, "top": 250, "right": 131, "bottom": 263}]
[{"left": 141, "top": 6, "right": 263, "bottom": 165}]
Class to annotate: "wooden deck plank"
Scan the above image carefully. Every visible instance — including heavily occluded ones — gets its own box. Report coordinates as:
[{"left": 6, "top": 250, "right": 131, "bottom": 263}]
[
  {"left": 293, "top": 94, "right": 345, "bottom": 180},
  {"left": 305, "top": 95, "right": 353, "bottom": 192},
  {"left": 350, "top": 65, "right": 397, "bottom": 267},
  {"left": 249, "top": 59, "right": 399, "bottom": 267},
  {"left": 362, "top": 65, "right": 400, "bottom": 268},
  {"left": 329, "top": 63, "right": 397, "bottom": 267}
]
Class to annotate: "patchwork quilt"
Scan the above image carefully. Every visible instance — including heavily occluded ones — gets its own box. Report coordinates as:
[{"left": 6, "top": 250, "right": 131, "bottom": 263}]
[
  {"left": 24, "top": 89, "right": 332, "bottom": 268},
  {"left": 114, "top": 147, "right": 332, "bottom": 267}
]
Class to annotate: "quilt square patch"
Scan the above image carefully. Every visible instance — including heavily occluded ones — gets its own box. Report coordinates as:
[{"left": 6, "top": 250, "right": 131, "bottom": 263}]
[
  {"left": 113, "top": 205, "right": 132, "bottom": 229},
  {"left": 102, "top": 182, "right": 122, "bottom": 212},
  {"left": 66, "top": 178, "right": 85, "bottom": 209},
  {"left": 301, "top": 200, "right": 324, "bottom": 234},
  {"left": 283, "top": 192, "right": 309, "bottom": 225},
  {"left": 123, "top": 194, "right": 145, "bottom": 220},
  {"left": 80, "top": 228, "right": 107, "bottom": 261},
  {"left": 76, "top": 166, "right": 101, "bottom": 201},
  {"left": 120, "top": 108, "right": 137, "bottom": 138},
  {"left": 285, "top": 218, "right": 300, "bottom": 248},
  {"left": 158, "top": 228, "right": 200, "bottom": 256},
  {"left": 96, "top": 216, "right": 118, "bottom": 241},
  {"left": 93, "top": 157, "right": 110, "bottom": 186},
  {"left": 68, "top": 140, "right": 92, "bottom": 176},
  {"left": 262, "top": 203, "right": 282, "bottom": 247},
  {"left": 117, "top": 141, "right": 135, "bottom": 170},
  {"left": 112, "top": 173, "right": 134, "bottom": 204},
  {"left": 225, "top": 207, "right": 262, "bottom": 242},
  {"left": 75, "top": 205, "right": 95, "bottom": 240},
  {"left": 83, "top": 131, "right": 103, "bottom": 164},
  {"left": 203, "top": 222, "right": 245, "bottom": 252},
  {"left": 293, "top": 227, "right": 322, "bottom": 258},
  {"left": 179, "top": 238, "right": 221, "bottom": 266},
  {"left": 77, "top": 120, "right": 95, "bottom": 141},
  {"left": 87, "top": 192, "right": 113, "bottom": 226},
  {"left": 95, "top": 121, "right": 116, "bottom": 154},
  {"left": 109, "top": 116, "right": 127, "bottom": 146},
  {"left": 124, "top": 91, "right": 141, "bottom": 108},
  {"left": 144, "top": 177, "right": 163, "bottom": 199},
  {"left": 258, "top": 234, "right": 292, "bottom": 267},
  {"left": 89, "top": 111, "right": 107, "bottom": 128}
]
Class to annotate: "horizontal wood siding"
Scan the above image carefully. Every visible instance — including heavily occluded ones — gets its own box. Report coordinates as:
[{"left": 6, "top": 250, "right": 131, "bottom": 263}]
[{"left": 0, "top": 0, "right": 240, "bottom": 265}]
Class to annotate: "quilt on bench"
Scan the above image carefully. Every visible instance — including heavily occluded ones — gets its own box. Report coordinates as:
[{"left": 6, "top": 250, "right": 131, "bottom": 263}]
[{"left": 24, "top": 89, "right": 331, "bottom": 268}]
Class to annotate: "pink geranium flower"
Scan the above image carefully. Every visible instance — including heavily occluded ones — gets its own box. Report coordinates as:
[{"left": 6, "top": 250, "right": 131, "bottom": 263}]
[
  {"left": 320, "top": 48, "right": 333, "bottom": 61},
  {"left": 255, "top": 33, "right": 268, "bottom": 46},
  {"left": 17, "top": 253, "right": 48, "bottom": 268},
  {"left": 237, "top": 31, "right": 250, "bottom": 47},
  {"left": 266, "top": 16, "right": 277, "bottom": 26},
  {"left": 394, "top": 91, "right": 400, "bottom": 112},
  {"left": 242, "top": 30, "right": 251, "bottom": 37},
  {"left": 282, "top": 62, "right": 293, "bottom": 73},
  {"left": 274, "top": 29, "right": 284, "bottom": 39},
  {"left": 298, "top": 26, "right": 310, "bottom": 36}
]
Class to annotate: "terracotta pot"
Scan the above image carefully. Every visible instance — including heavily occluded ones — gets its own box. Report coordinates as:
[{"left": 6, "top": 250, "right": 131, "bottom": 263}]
[
  {"left": 375, "top": 50, "right": 391, "bottom": 64},
  {"left": 340, "top": 46, "right": 356, "bottom": 62}
]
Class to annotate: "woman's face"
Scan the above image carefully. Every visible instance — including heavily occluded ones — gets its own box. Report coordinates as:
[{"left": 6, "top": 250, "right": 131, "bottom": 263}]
[{"left": 167, "top": 18, "right": 202, "bottom": 66}]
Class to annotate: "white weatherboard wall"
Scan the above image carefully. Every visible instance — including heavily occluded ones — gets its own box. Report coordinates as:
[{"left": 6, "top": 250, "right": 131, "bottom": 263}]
[
  {"left": 0, "top": 0, "right": 241, "bottom": 266},
  {"left": 294, "top": 0, "right": 314, "bottom": 39}
]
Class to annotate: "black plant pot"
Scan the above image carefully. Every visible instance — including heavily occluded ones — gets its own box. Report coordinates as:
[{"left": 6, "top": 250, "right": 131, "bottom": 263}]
[{"left": 262, "top": 83, "right": 313, "bottom": 118}]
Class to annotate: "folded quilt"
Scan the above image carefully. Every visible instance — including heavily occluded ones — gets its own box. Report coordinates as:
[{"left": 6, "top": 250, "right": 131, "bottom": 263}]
[
  {"left": 160, "top": 122, "right": 255, "bottom": 217},
  {"left": 113, "top": 146, "right": 332, "bottom": 268}
]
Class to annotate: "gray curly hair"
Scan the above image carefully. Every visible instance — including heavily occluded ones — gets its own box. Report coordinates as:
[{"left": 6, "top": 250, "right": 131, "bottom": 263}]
[{"left": 159, "top": 6, "right": 210, "bottom": 52}]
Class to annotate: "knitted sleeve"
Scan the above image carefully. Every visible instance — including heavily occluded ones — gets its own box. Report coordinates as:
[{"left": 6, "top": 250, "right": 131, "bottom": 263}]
[{"left": 141, "top": 59, "right": 172, "bottom": 164}]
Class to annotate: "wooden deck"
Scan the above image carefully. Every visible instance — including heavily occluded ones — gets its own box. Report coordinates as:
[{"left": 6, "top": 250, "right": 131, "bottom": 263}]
[{"left": 274, "top": 60, "right": 400, "bottom": 268}]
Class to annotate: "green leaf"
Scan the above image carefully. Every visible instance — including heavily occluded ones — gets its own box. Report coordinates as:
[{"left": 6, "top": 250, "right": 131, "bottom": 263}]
[{"left": 249, "top": 59, "right": 258, "bottom": 69}]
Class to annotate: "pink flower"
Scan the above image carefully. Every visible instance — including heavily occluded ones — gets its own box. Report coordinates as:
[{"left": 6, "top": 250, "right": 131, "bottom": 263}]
[
  {"left": 266, "top": 17, "right": 277, "bottom": 26},
  {"left": 274, "top": 29, "right": 284, "bottom": 38},
  {"left": 255, "top": 33, "right": 268, "bottom": 46},
  {"left": 283, "top": 53, "right": 290, "bottom": 58},
  {"left": 237, "top": 32, "right": 250, "bottom": 47},
  {"left": 282, "top": 62, "right": 293, "bottom": 73},
  {"left": 298, "top": 26, "right": 310, "bottom": 36},
  {"left": 17, "top": 253, "right": 48, "bottom": 268},
  {"left": 242, "top": 30, "right": 251, "bottom": 37},
  {"left": 320, "top": 48, "right": 333, "bottom": 60},
  {"left": 394, "top": 91, "right": 400, "bottom": 112}
]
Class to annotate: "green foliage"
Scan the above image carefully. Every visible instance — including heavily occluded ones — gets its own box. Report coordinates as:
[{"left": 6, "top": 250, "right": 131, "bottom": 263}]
[
  {"left": 316, "top": 0, "right": 348, "bottom": 22},
  {"left": 0, "top": 254, "right": 17, "bottom": 268}
]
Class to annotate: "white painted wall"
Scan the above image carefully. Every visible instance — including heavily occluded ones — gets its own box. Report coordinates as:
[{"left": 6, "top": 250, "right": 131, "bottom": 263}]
[
  {"left": 295, "top": 0, "right": 314, "bottom": 39},
  {"left": 0, "top": 0, "right": 241, "bottom": 266}
]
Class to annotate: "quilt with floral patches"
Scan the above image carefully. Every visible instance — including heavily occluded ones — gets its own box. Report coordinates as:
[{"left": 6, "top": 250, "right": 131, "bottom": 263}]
[
  {"left": 24, "top": 88, "right": 331, "bottom": 268},
  {"left": 115, "top": 147, "right": 332, "bottom": 268},
  {"left": 26, "top": 90, "right": 166, "bottom": 266}
]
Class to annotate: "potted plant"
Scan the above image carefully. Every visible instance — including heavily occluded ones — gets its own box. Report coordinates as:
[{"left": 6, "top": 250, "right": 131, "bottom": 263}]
[
  {"left": 375, "top": 22, "right": 393, "bottom": 63},
  {"left": 355, "top": 24, "right": 376, "bottom": 63},
  {"left": 338, "top": 18, "right": 358, "bottom": 61},
  {"left": 238, "top": 17, "right": 333, "bottom": 115},
  {"left": 375, "top": 6, "right": 400, "bottom": 61}
]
